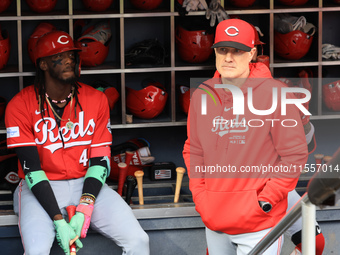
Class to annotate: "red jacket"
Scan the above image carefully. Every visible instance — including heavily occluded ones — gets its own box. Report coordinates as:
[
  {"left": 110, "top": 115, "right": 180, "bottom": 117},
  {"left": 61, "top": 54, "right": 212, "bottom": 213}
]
[{"left": 183, "top": 63, "right": 308, "bottom": 234}]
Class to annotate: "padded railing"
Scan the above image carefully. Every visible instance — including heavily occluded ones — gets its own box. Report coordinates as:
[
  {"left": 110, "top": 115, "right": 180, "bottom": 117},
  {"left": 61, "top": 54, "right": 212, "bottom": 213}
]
[{"left": 249, "top": 147, "right": 340, "bottom": 255}]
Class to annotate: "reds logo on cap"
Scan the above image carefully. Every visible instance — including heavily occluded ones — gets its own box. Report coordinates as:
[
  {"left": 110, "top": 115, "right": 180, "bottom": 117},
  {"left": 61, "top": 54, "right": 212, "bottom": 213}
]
[
  {"left": 212, "top": 19, "right": 255, "bottom": 52},
  {"left": 225, "top": 26, "right": 239, "bottom": 37},
  {"left": 57, "top": 35, "right": 70, "bottom": 44}
]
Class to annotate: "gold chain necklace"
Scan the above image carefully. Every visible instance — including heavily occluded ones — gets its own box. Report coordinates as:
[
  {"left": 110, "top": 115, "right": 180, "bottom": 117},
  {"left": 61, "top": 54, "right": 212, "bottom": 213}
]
[{"left": 46, "top": 93, "right": 74, "bottom": 130}]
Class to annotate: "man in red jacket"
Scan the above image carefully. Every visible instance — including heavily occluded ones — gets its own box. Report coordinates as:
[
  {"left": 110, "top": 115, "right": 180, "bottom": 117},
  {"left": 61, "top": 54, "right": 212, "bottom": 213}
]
[{"left": 183, "top": 19, "right": 309, "bottom": 254}]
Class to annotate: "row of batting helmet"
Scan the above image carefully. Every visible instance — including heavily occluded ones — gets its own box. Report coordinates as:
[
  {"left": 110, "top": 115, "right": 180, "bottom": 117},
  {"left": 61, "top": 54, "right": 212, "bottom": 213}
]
[
  {"left": 208, "top": 0, "right": 311, "bottom": 8},
  {"left": 19, "top": 0, "right": 163, "bottom": 13},
  {"left": 28, "top": 21, "right": 111, "bottom": 67}
]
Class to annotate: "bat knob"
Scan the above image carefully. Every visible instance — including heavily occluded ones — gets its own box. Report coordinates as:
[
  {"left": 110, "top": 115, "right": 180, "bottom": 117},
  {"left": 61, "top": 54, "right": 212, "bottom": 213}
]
[
  {"left": 176, "top": 167, "right": 186, "bottom": 175},
  {"left": 323, "top": 155, "right": 332, "bottom": 164},
  {"left": 134, "top": 170, "right": 144, "bottom": 178}
]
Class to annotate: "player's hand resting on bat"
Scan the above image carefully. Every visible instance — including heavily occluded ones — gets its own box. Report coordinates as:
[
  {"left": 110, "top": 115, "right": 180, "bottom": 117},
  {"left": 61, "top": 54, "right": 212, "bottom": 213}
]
[
  {"left": 70, "top": 203, "right": 94, "bottom": 239},
  {"left": 54, "top": 219, "right": 83, "bottom": 255}
]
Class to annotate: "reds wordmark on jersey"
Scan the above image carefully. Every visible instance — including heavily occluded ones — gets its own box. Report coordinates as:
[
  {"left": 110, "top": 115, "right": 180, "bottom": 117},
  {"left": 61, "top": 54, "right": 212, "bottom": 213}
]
[{"left": 5, "top": 83, "right": 112, "bottom": 180}]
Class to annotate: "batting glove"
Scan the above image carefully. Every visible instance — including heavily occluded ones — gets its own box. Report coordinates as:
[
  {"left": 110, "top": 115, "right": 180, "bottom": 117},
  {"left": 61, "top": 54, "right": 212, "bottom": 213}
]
[
  {"left": 70, "top": 203, "right": 94, "bottom": 239},
  {"left": 206, "top": 0, "right": 229, "bottom": 27},
  {"left": 54, "top": 219, "right": 83, "bottom": 255},
  {"left": 182, "top": 0, "right": 208, "bottom": 11}
]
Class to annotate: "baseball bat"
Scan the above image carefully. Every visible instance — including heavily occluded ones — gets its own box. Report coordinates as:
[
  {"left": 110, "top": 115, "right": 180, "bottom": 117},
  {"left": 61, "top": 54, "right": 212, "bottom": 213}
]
[
  {"left": 66, "top": 205, "right": 77, "bottom": 255},
  {"left": 174, "top": 167, "right": 186, "bottom": 203},
  {"left": 134, "top": 170, "right": 144, "bottom": 205},
  {"left": 117, "top": 162, "right": 128, "bottom": 196},
  {"left": 125, "top": 150, "right": 134, "bottom": 166},
  {"left": 125, "top": 175, "right": 137, "bottom": 204}
]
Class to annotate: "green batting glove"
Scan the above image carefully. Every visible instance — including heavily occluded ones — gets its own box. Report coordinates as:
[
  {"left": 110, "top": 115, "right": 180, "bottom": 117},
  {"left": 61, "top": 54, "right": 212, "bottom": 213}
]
[
  {"left": 69, "top": 212, "right": 85, "bottom": 238},
  {"left": 54, "top": 219, "right": 83, "bottom": 255}
]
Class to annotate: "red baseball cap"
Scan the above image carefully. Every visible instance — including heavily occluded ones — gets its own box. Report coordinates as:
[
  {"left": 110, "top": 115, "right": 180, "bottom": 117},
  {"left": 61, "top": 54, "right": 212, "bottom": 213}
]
[{"left": 212, "top": 19, "right": 255, "bottom": 52}]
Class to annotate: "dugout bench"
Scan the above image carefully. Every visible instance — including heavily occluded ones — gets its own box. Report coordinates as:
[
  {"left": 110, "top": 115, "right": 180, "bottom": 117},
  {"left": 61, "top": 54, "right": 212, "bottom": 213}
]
[{"left": 1, "top": 175, "right": 340, "bottom": 254}]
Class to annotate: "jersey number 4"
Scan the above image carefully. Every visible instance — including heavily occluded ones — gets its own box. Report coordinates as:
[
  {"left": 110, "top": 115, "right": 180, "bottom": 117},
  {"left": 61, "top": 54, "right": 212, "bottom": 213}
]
[{"left": 79, "top": 149, "right": 88, "bottom": 167}]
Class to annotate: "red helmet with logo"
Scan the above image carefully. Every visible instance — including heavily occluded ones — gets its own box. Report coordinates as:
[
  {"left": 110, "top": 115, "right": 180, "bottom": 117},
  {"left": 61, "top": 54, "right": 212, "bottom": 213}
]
[
  {"left": 323, "top": 81, "right": 340, "bottom": 111},
  {"left": 81, "top": 0, "right": 113, "bottom": 11},
  {"left": 27, "top": 22, "right": 57, "bottom": 64},
  {"left": 24, "top": 0, "right": 57, "bottom": 13},
  {"left": 274, "top": 30, "right": 313, "bottom": 60},
  {"left": 74, "top": 21, "right": 111, "bottom": 67},
  {"left": 176, "top": 25, "right": 214, "bottom": 63},
  {"left": 130, "top": 0, "right": 163, "bottom": 10},
  {"left": 35, "top": 31, "right": 81, "bottom": 75},
  {"left": 0, "top": 29, "right": 10, "bottom": 70},
  {"left": 278, "top": 0, "right": 309, "bottom": 6},
  {"left": 35, "top": 31, "right": 80, "bottom": 61},
  {"left": 126, "top": 81, "right": 168, "bottom": 119},
  {"left": 0, "top": 0, "right": 12, "bottom": 13},
  {"left": 229, "top": 0, "right": 256, "bottom": 8}
]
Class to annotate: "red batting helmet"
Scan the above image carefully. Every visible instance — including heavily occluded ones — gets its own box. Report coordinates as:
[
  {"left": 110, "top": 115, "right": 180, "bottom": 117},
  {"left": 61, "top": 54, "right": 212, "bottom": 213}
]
[
  {"left": 35, "top": 31, "right": 80, "bottom": 61},
  {"left": 81, "top": 0, "right": 113, "bottom": 11},
  {"left": 0, "top": 29, "right": 10, "bottom": 70},
  {"left": 179, "top": 85, "right": 191, "bottom": 115},
  {"left": 176, "top": 25, "right": 214, "bottom": 63},
  {"left": 323, "top": 81, "right": 340, "bottom": 111},
  {"left": 251, "top": 24, "right": 265, "bottom": 46},
  {"left": 74, "top": 21, "right": 111, "bottom": 67},
  {"left": 278, "top": 69, "right": 313, "bottom": 125},
  {"left": 24, "top": 0, "right": 57, "bottom": 13},
  {"left": 274, "top": 30, "right": 313, "bottom": 60},
  {"left": 96, "top": 85, "right": 120, "bottom": 111},
  {"left": 229, "top": 0, "right": 256, "bottom": 8},
  {"left": 126, "top": 81, "right": 168, "bottom": 119},
  {"left": 0, "top": 0, "right": 12, "bottom": 13},
  {"left": 130, "top": 0, "right": 163, "bottom": 10},
  {"left": 35, "top": 31, "right": 81, "bottom": 76},
  {"left": 278, "top": 0, "right": 309, "bottom": 6},
  {"left": 27, "top": 22, "right": 57, "bottom": 64}
]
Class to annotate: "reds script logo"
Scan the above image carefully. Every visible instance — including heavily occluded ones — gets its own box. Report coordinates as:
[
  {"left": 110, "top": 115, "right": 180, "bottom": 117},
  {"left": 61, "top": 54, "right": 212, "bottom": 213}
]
[
  {"left": 34, "top": 111, "right": 95, "bottom": 153},
  {"left": 57, "top": 35, "right": 69, "bottom": 44}
]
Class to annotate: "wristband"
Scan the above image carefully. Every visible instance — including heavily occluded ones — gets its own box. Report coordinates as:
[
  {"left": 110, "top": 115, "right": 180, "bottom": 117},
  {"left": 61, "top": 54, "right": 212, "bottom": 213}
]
[
  {"left": 85, "top": 165, "right": 107, "bottom": 186},
  {"left": 25, "top": 170, "right": 49, "bottom": 190}
]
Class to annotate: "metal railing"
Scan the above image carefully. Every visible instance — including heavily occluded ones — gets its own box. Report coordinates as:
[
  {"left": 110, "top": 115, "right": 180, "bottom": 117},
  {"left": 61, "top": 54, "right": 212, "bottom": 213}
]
[{"left": 249, "top": 147, "right": 340, "bottom": 255}]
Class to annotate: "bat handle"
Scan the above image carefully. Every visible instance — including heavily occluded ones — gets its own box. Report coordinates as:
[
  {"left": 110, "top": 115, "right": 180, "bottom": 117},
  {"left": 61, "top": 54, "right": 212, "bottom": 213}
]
[
  {"left": 117, "top": 162, "right": 128, "bottom": 196},
  {"left": 174, "top": 167, "right": 186, "bottom": 203},
  {"left": 125, "top": 175, "right": 137, "bottom": 204},
  {"left": 66, "top": 205, "right": 77, "bottom": 255},
  {"left": 125, "top": 150, "right": 134, "bottom": 165},
  {"left": 134, "top": 170, "right": 144, "bottom": 205}
]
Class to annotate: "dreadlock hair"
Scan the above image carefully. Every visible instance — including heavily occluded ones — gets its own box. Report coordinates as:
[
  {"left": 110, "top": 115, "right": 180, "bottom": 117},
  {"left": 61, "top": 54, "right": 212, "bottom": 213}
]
[{"left": 34, "top": 58, "right": 83, "bottom": 122}]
